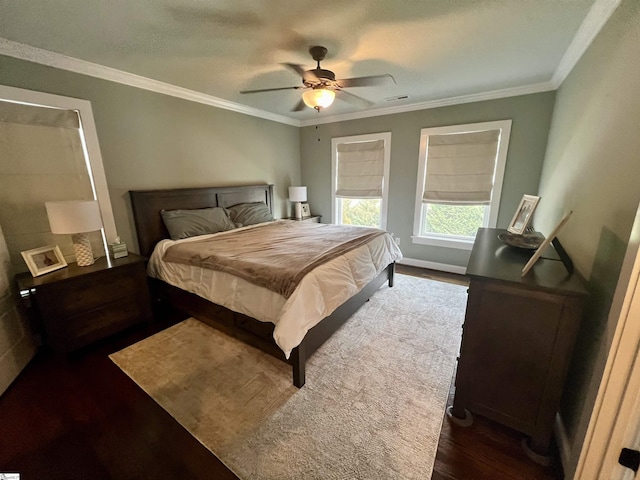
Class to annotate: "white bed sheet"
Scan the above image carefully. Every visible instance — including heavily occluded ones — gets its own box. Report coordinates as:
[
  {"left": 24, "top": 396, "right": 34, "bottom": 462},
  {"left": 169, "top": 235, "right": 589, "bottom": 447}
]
[{"left": 147, "top": 222, "right": 402, "bottom": 357}]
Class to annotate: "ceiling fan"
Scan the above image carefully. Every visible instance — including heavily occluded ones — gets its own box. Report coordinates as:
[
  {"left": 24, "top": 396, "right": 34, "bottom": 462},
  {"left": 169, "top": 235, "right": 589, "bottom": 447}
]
[{"left": 240, "top": 46, "right": 396, "bottom": 112}]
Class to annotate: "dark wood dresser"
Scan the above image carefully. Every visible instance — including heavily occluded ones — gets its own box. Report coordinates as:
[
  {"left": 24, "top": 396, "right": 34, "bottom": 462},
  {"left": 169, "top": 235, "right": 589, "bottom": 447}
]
[
  {"left": 450, "top": 228, "right": 587, "bottom": 460},
  {"left": 16, "top": 253, "right": 153, "bottom": 353}
]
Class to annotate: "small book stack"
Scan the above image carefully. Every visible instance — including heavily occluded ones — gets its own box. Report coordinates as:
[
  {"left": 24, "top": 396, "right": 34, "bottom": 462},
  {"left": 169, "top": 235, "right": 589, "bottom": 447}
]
[{"left": 108, "top": 239, "right": 128, "bottom": 259}]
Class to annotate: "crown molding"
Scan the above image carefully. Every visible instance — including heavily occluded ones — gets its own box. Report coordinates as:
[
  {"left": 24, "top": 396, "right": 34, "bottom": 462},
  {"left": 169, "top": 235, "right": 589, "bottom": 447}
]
[
  {"left": 551, "top": 0, "right": 622, "bottom": 87},
  {"left": 299, "top": 82, "right": 556, "bottom": 127},
  {"left": 0, "top": 38, "right": 299, "bottom": 127}
]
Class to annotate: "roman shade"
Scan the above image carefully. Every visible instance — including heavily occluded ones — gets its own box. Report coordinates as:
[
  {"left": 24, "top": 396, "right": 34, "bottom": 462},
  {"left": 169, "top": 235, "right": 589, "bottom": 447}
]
[
  {"left": 0, "top": 100, "right": 80, "bottom": 129},
  {"left": 336, "top": 139, "right": 385, "bottom": 198},
  {"left": 422, "top": 129, "right": 500, "bottom": 204}
]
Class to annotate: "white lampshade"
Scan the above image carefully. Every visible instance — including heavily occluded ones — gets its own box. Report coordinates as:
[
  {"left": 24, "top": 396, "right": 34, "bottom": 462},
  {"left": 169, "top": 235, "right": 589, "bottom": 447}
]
[
  {"left": 45, "top": 200, "right": 103, "bottom": 266},
  {"left": 46, "top": 200, "right": 103, "bottom": 234},
  {"left": 288, "top": 186, "right": 307, "bottom": 202},
  {"left": 302, "top": 88, "right": 335, "bottom": 110}
]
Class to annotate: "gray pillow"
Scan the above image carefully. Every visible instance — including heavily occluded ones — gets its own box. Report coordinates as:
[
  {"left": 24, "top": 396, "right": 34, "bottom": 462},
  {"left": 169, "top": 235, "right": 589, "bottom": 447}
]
[
  {"left": 161, "top": 207, "right": 236, "bottom": 240},
  {"left": 228, "top": 202, "right": 274, "bottom": 227}
]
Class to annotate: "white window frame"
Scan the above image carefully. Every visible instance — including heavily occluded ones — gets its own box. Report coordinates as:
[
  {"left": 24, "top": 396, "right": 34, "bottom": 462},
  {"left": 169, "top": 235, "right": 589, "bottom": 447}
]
[
  {"left": 331, "top": 132, "right": 391, "bottom": 229},
  {"left": 412, "top": 120, "right": 511, "bottom": 250},
  {"left": 0, "top": 84, "right": 117, "bottom": 252}
]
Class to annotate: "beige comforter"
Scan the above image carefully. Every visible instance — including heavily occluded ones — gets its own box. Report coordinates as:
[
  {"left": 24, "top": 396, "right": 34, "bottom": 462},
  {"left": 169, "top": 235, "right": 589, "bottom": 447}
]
[{"left": 163, "top": 221, "right": 385, "bottom": 298}]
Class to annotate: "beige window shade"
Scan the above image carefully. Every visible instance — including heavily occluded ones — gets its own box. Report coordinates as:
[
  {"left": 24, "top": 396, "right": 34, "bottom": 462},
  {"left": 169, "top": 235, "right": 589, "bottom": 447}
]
[
  {"left": 336, "top": 139, "right": 385, "bottom": 198},
  {"left": 423, "top": 129, "right": 500, "bottom": 204},
  {"left": 0, "top": 101, "right": 80, "bottom": 129}
]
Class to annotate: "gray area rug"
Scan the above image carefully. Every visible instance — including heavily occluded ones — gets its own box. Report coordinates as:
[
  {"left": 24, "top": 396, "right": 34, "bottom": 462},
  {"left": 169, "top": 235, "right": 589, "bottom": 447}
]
[{"left": 110, "top": 273, "right": 467, "bottom": 479}]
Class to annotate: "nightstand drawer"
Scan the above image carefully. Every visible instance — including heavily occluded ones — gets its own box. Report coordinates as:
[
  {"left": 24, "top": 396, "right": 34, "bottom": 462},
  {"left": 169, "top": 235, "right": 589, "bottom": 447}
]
[
  {"left": 65, "top": 294, "right": 146, "bottom": 350},
  {"left": 51, "top": 265, "right": 143, "bottom": 314}
]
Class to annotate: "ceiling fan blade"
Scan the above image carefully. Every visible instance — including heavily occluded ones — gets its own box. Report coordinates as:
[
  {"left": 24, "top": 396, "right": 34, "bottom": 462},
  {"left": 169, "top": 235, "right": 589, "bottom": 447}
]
[
  {"left": 335, "top": 89, "right": 374, "bottom": 108},
  {"left": 282, "top": 63, "right": 320, "bottom": 84},
  {"left": 291, "top": 98, "right": 307, "bottom": 112},
  {"left": 282, "top": 62, "right": 306, "bottom": 77},
  {"left": 335, "top": 74, "right": 396, "bottom": 88},
  {"left": 240, "top": 86, "right": 303, "bottom": 94}
]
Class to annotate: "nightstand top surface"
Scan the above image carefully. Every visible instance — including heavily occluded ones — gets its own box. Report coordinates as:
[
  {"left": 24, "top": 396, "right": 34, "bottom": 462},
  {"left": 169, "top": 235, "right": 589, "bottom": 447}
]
[
  {"left": 16, "top": 252, "right": 146, "bottom": 289},
  {"left": 283, "top": 215, "right": 321, "bottom": 221}
]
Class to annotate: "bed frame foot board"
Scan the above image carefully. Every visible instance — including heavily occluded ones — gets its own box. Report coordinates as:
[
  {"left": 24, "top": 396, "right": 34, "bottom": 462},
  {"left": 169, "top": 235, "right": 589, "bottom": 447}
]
[
  {"left": 287, "top": 262, "right": 394, "bottom": 385},
  {"left": 148, "top": 262, "right": 394, "bottom": 387}
]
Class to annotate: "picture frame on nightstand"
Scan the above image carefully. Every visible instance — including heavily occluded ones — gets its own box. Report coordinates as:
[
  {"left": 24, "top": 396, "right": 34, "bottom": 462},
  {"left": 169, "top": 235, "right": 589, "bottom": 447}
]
[
  {"left": 301, "top": 202, "right": 311, "bottom": 218},
  {"left": 21, "top": 244, "right": 67, "bottom": 277}
]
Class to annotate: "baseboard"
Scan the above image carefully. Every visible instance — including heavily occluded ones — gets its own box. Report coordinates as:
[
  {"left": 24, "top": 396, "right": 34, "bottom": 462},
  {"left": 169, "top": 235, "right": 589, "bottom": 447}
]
[
  {"left": 554, "top": 412, "right": 571, "bottom": 476},
  {"left": 398, "top": 257, "right": 467, "bottom": 275}
]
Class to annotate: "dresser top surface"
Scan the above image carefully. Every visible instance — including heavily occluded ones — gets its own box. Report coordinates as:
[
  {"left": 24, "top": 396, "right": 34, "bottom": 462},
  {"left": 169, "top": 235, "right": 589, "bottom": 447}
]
[{"left": 467, "top": 228, "right": 587, "bottom": 296}]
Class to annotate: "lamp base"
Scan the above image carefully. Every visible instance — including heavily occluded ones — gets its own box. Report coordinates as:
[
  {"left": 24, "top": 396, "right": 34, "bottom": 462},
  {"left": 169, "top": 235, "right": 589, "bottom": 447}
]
[
  {"left": 294, "top": 202, "right": 302, "bottom": 219},
  {"left": 71, "top": 233, "right": 95, "bottom": 266}
]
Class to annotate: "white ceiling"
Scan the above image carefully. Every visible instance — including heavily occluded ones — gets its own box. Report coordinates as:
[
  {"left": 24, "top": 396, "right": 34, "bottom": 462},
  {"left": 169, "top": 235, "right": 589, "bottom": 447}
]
[{"left": 0, "top": 0, "right": 615, "bottom": 125}]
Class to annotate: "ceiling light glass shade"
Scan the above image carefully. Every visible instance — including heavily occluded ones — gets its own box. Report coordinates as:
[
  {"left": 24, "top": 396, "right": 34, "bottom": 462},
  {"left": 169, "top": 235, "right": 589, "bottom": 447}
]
[{"left": 302, "top": 88, "right": 335, "bottom": 109}]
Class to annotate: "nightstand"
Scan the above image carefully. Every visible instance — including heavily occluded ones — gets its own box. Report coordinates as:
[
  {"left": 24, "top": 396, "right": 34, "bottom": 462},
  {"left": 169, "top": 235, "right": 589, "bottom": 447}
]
[
  {"left": 16, "top": 252, "right": 153, "bottom": 353},
  {"left": 285, "top": 215, "right": 322, "bottom": 223}
]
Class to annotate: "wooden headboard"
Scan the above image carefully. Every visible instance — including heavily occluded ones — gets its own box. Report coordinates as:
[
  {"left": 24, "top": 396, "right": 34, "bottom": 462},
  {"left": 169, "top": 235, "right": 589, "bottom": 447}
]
[{"left": 129, "top": 184, "right": 274, "bottom": 257}]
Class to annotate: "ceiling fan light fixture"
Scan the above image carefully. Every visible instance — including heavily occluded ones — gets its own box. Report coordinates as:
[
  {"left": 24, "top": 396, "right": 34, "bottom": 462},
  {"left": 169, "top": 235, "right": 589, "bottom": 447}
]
[{"left": 302, "top": 88, "right": 335, "bottom": 110}]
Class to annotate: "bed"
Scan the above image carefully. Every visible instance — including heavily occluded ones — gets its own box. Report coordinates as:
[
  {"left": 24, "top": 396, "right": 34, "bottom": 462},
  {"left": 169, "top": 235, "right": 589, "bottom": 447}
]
[{"left": 129, "top": 184, "right": 401, "bottom": 387}]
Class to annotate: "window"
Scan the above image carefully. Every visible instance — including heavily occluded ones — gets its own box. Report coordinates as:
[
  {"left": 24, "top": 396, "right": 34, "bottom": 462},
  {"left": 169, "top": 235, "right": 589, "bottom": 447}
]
[
  {"left": 331, "top": 132, "right": 391, "bottom": 229},
  {"left": 412, "top": 120, "right": 511, "bottom": 249}
]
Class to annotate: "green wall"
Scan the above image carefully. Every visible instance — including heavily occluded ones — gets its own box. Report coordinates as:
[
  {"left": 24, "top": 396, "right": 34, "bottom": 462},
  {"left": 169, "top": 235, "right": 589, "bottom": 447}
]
[
  {"left": 535, "top": 0, "right": 640, "bottom": 476},
  {"left": 0, "top": 55, "right": 301, "bottom": 254},
  {"left": 300, "top": 93, "right": 556, "bottom": 268}
]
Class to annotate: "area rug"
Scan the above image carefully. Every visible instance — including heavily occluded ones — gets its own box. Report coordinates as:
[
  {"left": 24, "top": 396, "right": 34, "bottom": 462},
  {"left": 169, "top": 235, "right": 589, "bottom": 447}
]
[{"left": 110, "top": 273, "right": 467, "bottom": 479}]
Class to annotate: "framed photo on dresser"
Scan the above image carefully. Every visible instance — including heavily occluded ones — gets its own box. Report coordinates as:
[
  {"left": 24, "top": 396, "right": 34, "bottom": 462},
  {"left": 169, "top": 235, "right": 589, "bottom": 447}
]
[{"left": 508, "top": 195, "right": 540, "bottom": 235}]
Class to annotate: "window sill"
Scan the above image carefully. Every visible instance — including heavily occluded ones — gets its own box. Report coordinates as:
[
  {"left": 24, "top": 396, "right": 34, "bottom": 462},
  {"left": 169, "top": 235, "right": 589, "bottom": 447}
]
[{"left": 411, "top": 235, "right": 475, "bottom": 250}]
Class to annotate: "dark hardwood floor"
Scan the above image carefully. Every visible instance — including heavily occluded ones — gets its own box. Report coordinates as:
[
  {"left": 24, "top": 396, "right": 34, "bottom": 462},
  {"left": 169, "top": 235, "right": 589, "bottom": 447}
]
[
  {"left": 1, "top": 267, "right": 563, "bottom": 479},
  {"left": 0, "top": 314, "right": 238, "bottom": 480}
]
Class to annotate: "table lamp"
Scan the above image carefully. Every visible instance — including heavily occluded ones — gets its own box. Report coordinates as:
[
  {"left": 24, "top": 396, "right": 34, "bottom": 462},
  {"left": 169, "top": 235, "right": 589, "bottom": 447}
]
[
  {"left": 45, "top": 200, "right": 103, "bottom": 266},
  {"left": 288, "top": 186, "right": 307, "bottom": 219}
]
